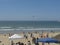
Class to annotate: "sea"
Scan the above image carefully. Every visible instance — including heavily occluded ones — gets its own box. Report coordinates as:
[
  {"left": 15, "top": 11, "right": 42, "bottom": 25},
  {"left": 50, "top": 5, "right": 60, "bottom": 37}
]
[{"left": 0, "top": 21, "right": 60, "bottom": 34}]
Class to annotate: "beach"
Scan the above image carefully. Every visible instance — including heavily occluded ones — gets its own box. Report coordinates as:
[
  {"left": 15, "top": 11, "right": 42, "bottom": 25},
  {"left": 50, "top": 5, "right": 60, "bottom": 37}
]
[
  {"left": 0, "top": 0, "right": 60, "bottom": 44},
  {"left": 0, "top": 31, "right": 60, "bottom": 45},
  {"left": 0, "top": 21, "right": 60, "bottom": 45}
]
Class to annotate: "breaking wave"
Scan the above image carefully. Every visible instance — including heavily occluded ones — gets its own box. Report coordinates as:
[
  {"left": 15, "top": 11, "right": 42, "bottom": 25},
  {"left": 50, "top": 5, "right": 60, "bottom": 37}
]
[{"left": 0, "top": 27, "right": 60, "bottom": 31}]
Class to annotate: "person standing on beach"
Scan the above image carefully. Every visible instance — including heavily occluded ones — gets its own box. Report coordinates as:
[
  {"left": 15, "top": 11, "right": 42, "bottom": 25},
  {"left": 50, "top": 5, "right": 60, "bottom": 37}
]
[
  {"left": 24, "top": 34, "right": 28, "bottom": 39},
  {"left": 46, "top": 33, "right": 49, "bottom": 38},
  {"left": 32, "top": 37, "right": 36, "bottom": 44},
  {"left": 35, "top": 38, "right": 39, "bottom": 45},
  {"left": 30, "top": 33, "right": 33, "bottom": 37}
]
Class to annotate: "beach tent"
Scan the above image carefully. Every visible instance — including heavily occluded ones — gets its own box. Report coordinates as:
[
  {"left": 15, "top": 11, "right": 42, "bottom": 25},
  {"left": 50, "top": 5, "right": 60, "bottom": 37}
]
[
  {"left": 36, "top": 38, "right": 59, "bottom": 43},
  {"left": 9, "top": 34, "right": 24, "bottom": 45},
  {"left": 36, "top": 38, "right": 59, "bottom": 45},
  {"left": 9, "top": 34, "right": 24, "bottom": 40}
]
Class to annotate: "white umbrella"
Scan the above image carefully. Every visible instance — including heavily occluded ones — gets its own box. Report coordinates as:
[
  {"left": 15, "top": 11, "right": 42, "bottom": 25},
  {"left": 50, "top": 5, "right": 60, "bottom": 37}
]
[
  {"left": 9, "top": 34, "right": 24, "bottom": 45},
  {"left": 9, "top": 34, "right": 24, "bottom": 40}
]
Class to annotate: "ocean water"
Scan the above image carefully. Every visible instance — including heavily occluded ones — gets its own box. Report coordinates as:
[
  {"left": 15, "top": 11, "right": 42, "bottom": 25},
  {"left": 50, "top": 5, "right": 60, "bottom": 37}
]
[{"left": 0, "top": 21, "right": 60, "bottom": 33}]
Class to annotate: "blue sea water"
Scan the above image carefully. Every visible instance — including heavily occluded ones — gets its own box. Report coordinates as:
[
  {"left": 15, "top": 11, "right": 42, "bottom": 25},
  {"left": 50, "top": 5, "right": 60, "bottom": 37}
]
[{"left": 0, "top": 21, "right": 60, "bottom": 33}]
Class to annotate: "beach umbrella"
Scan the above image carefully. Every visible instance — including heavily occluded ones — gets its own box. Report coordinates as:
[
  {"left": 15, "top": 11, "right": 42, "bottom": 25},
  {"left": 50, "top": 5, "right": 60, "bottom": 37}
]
[
  {"left": 9, "top": 34, "right": 24, "bottom": 40},
  {"left": 36, "top": 38, "right": 59, "bottom": 43}
]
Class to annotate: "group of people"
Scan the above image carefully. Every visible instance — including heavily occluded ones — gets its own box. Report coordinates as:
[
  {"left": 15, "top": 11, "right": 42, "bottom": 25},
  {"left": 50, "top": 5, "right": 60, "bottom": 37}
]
[
  {"left": 11, "top": 41, "right": 24, "bottom": 45},
  {"left": 11, "top": 32, "right": 48, "bottom": 45},
  {"left": 16, "top": 42, "right": 24, "bottom": 45}
]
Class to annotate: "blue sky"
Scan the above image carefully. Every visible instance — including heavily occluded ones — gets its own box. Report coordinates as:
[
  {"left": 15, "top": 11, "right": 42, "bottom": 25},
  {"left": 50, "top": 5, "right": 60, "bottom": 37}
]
[{"left": 0, "top": 0, "right": 60, "bottom": 21}]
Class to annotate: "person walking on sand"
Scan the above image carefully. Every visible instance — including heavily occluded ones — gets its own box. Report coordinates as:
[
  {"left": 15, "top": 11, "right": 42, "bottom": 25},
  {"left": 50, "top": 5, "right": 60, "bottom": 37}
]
[
  {"left": 30, "top": 33, "right": 32, "bottom": 37},
  {"left": 32, "top": 37, "right": 36, "bottom": 44},
  {"left": 35, "top": 38, "right": 39, "bottom": 45}
]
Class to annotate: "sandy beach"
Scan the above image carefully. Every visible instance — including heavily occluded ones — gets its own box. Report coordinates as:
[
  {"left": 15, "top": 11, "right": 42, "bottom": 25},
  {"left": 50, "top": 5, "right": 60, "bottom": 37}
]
[{"left": 0, "top": 31, "right": 60, "bottom": 45}]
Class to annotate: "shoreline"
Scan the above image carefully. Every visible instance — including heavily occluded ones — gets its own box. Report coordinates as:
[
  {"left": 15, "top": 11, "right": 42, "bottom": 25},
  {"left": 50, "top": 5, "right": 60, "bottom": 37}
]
[{"left": 0, "top": 30, "right": 60, "bottom": 34}]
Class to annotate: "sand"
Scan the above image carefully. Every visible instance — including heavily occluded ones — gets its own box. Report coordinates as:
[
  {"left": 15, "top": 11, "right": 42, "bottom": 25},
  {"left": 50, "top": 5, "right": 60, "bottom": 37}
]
[{"left": 0, "top": 32, "right": 60, "bottom": 45}]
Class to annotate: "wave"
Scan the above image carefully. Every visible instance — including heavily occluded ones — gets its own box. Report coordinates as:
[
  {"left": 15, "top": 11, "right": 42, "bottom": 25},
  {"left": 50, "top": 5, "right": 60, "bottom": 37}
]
[
  {"left": 18, "top": 28, "right": 60, "bottom": 30},
  {"left": 18, "top": 27, "right": 34, "bottom": 29},
  {"left": 0, "top": 27, "right": 12, "bottom": 29},
  {"left": 0, "top": 27, "right": 60, "bottom": 31},
  {"left": 0, "top": 29, "right": 14, "bottom": 31}
]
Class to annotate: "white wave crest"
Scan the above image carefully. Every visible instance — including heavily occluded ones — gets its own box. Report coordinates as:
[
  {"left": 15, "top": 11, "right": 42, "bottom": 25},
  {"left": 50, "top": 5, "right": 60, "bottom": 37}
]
[
  {"left": 0, "top": 29, "right": 14, "bottom": 31},
  {"left": 0, "top": 28, "right": 60, "bottom": 31},
  {"left": 18, "top": 27, "right": 60, "bottom": 30},
  {"left": 0, "top": 27, "right": 11, "bottom": 29}
]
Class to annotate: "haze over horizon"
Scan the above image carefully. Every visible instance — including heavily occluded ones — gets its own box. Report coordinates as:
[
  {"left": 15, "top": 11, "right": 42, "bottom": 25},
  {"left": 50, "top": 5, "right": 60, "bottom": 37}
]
[{"left": 0, "top": 0, "right": 60, "bottom": 21}]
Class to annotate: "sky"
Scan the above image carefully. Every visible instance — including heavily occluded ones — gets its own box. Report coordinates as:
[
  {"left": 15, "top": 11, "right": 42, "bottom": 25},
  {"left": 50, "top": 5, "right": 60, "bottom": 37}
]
[{"left": 0, "top": 0, "right": 60, "bottom": 21}]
